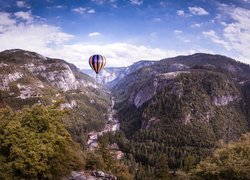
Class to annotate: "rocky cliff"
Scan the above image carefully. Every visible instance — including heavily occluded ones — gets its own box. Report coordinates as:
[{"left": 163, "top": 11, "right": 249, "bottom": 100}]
[
  {"left": 0, "top": 49, "right": 111, "bottom": 147},
  {"left": 83, "top": 60, "right": 155, "bottom": 87},
  {"left": 111, "top": 53, "right": 250, "bottom": 174}
]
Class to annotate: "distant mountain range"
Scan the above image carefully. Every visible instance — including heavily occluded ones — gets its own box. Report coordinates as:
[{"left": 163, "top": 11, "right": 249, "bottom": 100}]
[{"left": 82, "top": 60, "right": 155, "bottom": 87}]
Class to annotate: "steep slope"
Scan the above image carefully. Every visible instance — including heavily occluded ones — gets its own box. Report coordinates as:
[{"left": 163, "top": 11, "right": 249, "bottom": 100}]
[
  {"left": 111, "top": 53, "right": 250, "bottom": 178},
  {"left": 156, "top": 53, "right": 250, "bottom": 79},
  {"left": 0, "top": 49, "right": 111, "bottom": 147},
  {"left": 83, "top": 60, "right": 155, "bottom": 87},
  {"left": 242, "top": 80, "right": 250, "bottom": 125}
]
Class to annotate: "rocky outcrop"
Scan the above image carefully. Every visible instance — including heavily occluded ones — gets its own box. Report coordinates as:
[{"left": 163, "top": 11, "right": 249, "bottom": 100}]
[
  {"left": 92, "top": 171, "right": 117, "bottom": 180},
  {"left": 41, "top": 68, "right": 78, "bottom": 91},
  {"left": 134, "top": 84, "right": 156, "bottom": 108},
  {"left": 65, "top": 170, "right": 117, "bottom": 180},
  {"left": 17, "top": 84, "right": 41, "bottom": 99},
  {"left": 0, "top": 72, "right": 23, "bottom": 90},
  {"left": 213, "top": 95, "right": 239, "bottom": 106},
  {"left": 132, "top": 71, "right": 189, "bottom": 108},
  {"left": 66, "top": 171, "right": 86, "bottom": 180},
  {"left": 168, "top": 63, "right": 189, "bottom": 71},
  {"left": 159, "top": 71, "right": 190, "bottom": 80},
  {"left": 60, "top": 100, "right": 77, "bottom": 109},
  {"left": 26, "top": 62, "right": 87, "bottom": 91}
]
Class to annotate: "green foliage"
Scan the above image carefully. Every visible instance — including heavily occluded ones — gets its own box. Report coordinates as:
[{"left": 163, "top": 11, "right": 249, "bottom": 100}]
[
  {"left": 85, "top": 135, "right": 133, "bottom": 179},
  {"left": 0, "top": 105, "right": 85, "bottom": 179},
  {"left": 111, "top": 70, "right": 249, "bottom": 179},
  {"left": 191, "top": 133, "right": 250, "bottom": 180},
  {"left": 183, "top": 155, "right": 194, "bottom": 172},
  {"left": 63, "top": 91, "right": 110, "bottom": 149}
]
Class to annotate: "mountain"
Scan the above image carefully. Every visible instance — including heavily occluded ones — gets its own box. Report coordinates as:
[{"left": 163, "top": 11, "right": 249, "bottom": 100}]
[
  {"left": 1, "top": 50, "right": 250, "bottom": 179},
  {"left": 83, "top": 67, "right": 126, "bottom": 85},
  {"left": 0, "top": 49, "right": 111, "bottom": 147},
  {"left": 110, "top": 53, "right": 250, "bottom": 178},
  {"left": 83, "top": 60, "right": 155, "bottom": 88}
]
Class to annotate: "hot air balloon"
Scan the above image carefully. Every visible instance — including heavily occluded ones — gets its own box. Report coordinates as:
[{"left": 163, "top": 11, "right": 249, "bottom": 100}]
[{"left": 89, "top": 54, "right": 106, "bottom": 74}]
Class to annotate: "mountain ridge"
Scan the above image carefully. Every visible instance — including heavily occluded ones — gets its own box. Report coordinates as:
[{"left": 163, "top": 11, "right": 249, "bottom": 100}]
[
  {"left": 84, "top": 53, "right": 250, "bottom": 90},
  {"left": 83, "top": 60, "right": 155, "bottom": 87},
  {"left": 0, "top": 49, "right": 250, "bottom": 179},
  {"left": 0, "top": 49, "right": 111, "bottom": 149},
  {"left": 108, "top": 52, "right": 250, "bottom": 178}
]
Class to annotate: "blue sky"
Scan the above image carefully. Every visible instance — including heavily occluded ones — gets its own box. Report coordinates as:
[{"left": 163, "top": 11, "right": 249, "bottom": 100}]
[{"left": 0, "top": 0, "right": 250, "bottom": 68}]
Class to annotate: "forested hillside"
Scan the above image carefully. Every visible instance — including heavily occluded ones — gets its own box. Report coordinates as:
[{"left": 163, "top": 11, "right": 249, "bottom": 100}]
[
  {"left": 0, "top": 49, "right": 131, "bottom": 179},
  {"left": 0, "top": 49, "right": 111, "bottom": 149},
  {"left": 0, "top": 50, "right": 249, "bottom": 179},
  {"left": 109, "top": 53, "right": 250, "bottom": 179}
]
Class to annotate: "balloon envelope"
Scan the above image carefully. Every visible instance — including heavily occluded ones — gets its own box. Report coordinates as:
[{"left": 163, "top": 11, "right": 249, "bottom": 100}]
[{"left": 89, "top": 54, "right": 106, "bottom": 74}]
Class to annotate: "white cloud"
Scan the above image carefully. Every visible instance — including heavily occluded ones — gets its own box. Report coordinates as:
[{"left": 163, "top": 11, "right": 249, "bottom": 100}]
[
  {"left": 14, "top": 11, "right": 33, "bottom": 22},
  {"left": 0, "top": 24, "right": 73, "bottom": 50},
  {"left": 54, "top": 5, "right": 65, "bottom": 9},
  {"left": 2, "top": 7, "right": 249, "bottom": 69},
  {"left": 0, "top": 14, "right": 213, "bottom": 69},
  {"left": 0, "top": 11, "right": 73, "bottom": 56},
  {"left": 177, "top": 10, "right": 185, "bottom": 16},
  {"left": 184, "top": 39, "right": 191, "bottom": 43},
  {"left": 130, "top": 0, "right": 143, "bottom": 5},
  {"left": 16, "top": 1, "right": 30, "bottom": 8},
  {"left": 222, "top": 7, "right": 250, "bottom": 62},
  {"left": 0, "top": 10, "right": 216, "bottom": 69},
  {"left": 72, "top": 7, "right": 86, "bottom": 14},
  {"left": 202, "top": 30, "right": 230, "bottom": 49},
  {"left": 0, "top": 12, "right": 194, "bottom": 69},
  {"left": 188, "top": 6, "right": 209, "bottom": 15},
  {"left": 0, "top": 12, "right": 16, "bottom": 26},
  {"left": 49, "top": 43, "right": 196, "bottom": 68},
  {"left": 191, "top": 23, "right": 201, "bottom": 28},
  {"left": 88, "top": 32, "right": 101, "bottom": 37},
  {"left": 91, "top": 0, "right": 105, "bottom": 5},
  {"left": 88, "top": 9, "right": 95, "bottom": 13},
  {"left": 202, "top": 5, "right": 250, "bottom": 63},
  {"left": 174, "top": 30, "right": 183, "bottom": 34},
  {"left": 72, "top": 7, "right": 96, "bottom": 14}
]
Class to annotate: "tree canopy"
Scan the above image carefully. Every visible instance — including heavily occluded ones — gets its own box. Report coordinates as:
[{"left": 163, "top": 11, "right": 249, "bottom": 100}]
[
  {"left": 191, "top": 133, "right": 250, "bottom": 179},
  {"left": 0, "top": 105, "right": 85, "bottom": 179}
]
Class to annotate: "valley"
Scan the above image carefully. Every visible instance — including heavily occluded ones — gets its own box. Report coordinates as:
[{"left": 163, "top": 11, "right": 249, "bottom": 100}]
[
  {"left": 87, "top": 96, "right": 120, "bottom": 151},
  {"left": 0, "top": 49, "right": 250, "bottom": 179}
]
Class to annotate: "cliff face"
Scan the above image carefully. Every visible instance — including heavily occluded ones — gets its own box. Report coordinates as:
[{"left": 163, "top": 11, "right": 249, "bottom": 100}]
[
  {"left": 0, "top": 49, "right": 105, "bottom": 102},
  {"left": 83, "top": 60, "right": 155, "bottom": 87},
  {"left": 0, "top": 49, "right": 111, "bottom": 147},
  {"left": 112, "top": 53, "right": 250, "bottom": 146},
  {"left": 0, "top": 49, "right": 97, "bottom": 94},
  {"left": 108, "top": 53, "right": 250, "bottom": 176}
]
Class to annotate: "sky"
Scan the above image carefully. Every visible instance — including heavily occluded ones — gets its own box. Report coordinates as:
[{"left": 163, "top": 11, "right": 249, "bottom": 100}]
[{"left": 0, "top": 0, "right": 250, "bottom": 68}]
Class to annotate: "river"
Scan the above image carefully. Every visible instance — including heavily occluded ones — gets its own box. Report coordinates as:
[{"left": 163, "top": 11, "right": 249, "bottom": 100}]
[{"left": 87, "top": 97, "right": 120, "bottom": 150}]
